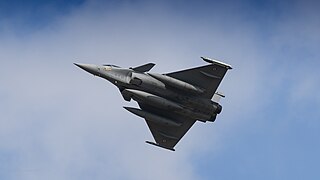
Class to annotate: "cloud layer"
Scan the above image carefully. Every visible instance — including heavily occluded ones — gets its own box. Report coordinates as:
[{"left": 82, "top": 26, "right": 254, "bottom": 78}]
[{"left": 1, "top": 0, "right": 319, "bottom": 179}]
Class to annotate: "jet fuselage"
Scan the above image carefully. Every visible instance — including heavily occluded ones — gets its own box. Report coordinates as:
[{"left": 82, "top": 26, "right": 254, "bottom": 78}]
[{"left": 74, "top": 63, "right": 221, "bottom": 122}]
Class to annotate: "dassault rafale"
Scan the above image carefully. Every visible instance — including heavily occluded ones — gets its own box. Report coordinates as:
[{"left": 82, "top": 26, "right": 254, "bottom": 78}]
[{"left": 74, "top": 57, "right": 232, "bottom": 151}]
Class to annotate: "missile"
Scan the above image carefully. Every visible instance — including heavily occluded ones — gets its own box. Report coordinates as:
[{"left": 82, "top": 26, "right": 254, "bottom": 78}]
[
  {"left": 201, "top": 57, "right": 233, "bottom": 69},
  {"left": 122, "top": 89, "right": 183, "bottom": 110},
  {"left": 148, "top": 73, "right": 204, "bottom": 94},
  {"left": 124, "top": 107, "right": 182, "bottom": 127}
]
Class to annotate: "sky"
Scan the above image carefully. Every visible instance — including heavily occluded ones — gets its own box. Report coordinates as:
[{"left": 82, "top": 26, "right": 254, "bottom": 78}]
[{"left": 0, "top": 0, "right": 319, "bottom": 179}]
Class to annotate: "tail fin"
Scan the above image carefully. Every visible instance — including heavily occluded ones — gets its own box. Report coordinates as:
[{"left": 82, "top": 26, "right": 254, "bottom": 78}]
[
  {"left": 131, "top": 63, "right": 155, "bottom": 73},
  {"left": 212, "top": 91, "right": 225, "bottom": 103}
]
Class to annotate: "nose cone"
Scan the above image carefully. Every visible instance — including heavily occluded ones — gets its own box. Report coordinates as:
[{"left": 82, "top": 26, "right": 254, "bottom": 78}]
[{"left": 74, "top": 63, "right": 100, "bottom": 76}]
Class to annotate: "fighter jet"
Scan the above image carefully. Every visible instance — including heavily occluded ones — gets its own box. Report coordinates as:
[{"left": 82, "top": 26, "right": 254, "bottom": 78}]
[{"left": 74, "top": 57, "right": 232, "bottom": 151}]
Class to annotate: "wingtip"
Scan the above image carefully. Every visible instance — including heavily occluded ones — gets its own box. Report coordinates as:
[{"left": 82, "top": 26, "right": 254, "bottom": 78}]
[
  {"left": 201, "top": 57, "right": 233, "bottom": 69},
  {"left": 145, "top": 141, "right": 175, "bottom": 151}
]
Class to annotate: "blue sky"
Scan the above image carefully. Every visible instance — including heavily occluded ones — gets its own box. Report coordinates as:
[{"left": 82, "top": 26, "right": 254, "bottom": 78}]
[{"left": 0, "top": 0, "right": 319, "bottom": 179}]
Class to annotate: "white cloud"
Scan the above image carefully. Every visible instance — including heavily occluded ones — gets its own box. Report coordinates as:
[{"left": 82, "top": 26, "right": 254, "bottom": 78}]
[{"left": 1, "top": 1, "right": 319, "bottom": 179}]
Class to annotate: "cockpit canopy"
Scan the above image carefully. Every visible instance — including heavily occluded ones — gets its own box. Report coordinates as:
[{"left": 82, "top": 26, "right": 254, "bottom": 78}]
[{"left": 103, "top": 64, "right": 121, "bottom": 68}]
